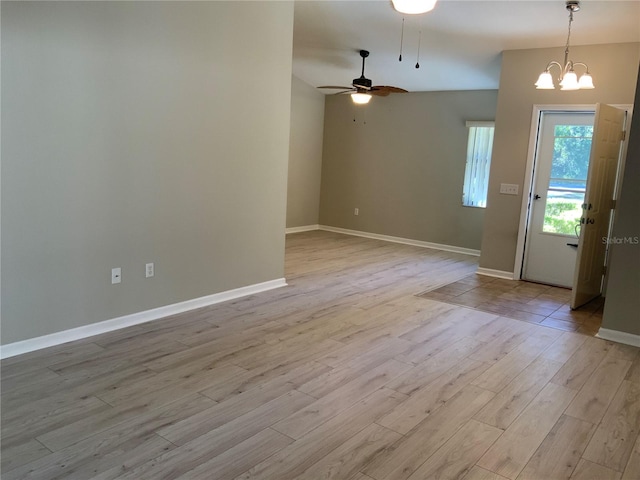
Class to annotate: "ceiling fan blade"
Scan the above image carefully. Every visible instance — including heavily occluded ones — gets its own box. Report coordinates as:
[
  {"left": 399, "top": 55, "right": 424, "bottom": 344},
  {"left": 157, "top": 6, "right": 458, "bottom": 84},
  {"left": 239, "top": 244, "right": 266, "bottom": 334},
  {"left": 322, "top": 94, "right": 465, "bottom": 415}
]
[
  {"left": 318, "top": 85, "right": 354, "bottom": 90},
  {"left": 333, "top": 90, "right": 356, "bottom": 95},
  {"left": 372, "top": 85, "right": 409, "bottom": 93},
  {"left": 370, "top": 89, "right": 391, "bottom": 97}
]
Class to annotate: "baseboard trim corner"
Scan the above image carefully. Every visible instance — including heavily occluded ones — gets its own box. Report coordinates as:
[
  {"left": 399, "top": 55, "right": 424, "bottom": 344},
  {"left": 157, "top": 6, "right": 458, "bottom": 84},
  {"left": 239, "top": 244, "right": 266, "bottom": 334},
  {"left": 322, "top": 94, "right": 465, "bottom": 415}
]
[
  {"left": 0, "top": 278, "right": 287, "bottom": 360},
  {"left": 318, "top": 225, "right": 480, "bottom": 257},
  {"left": 286, "top": 225, "right": 320, "bottom": 234},
  {"left": 476, "top": 267, "right": 515, "bottom": 280},
  {"left": 596, "top": 327, "right": 640, "bottom": 347}
]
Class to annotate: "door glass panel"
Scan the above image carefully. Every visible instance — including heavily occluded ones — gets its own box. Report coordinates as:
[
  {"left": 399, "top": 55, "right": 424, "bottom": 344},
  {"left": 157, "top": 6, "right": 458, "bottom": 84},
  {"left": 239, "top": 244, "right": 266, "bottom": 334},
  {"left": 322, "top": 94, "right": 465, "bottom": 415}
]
[{"left": 542, "top": 125, "right": 593, "bottom": 235}]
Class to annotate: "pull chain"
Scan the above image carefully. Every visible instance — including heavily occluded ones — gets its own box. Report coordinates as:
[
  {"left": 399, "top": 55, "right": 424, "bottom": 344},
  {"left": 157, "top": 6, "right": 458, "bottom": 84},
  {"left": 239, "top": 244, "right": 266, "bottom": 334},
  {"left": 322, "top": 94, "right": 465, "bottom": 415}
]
[
  {"left": 352, "top": 105, "right": 367, "bottom": 124},
  {"left": 415, "top": 29, "right": 421, "bottom": 69},
  {"left": 399, "top": 18, "right": 405, "bottom": 62}
]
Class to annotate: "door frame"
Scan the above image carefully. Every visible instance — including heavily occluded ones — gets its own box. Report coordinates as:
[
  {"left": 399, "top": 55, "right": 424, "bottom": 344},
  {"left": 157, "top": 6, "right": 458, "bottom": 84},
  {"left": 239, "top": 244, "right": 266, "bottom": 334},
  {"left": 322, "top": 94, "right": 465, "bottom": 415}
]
[
  {"left": 513, "top": 104, "right": 633, "bottom": 287},
  {"left": 521, "top": 110, "right": 595, "bottom": 287}
]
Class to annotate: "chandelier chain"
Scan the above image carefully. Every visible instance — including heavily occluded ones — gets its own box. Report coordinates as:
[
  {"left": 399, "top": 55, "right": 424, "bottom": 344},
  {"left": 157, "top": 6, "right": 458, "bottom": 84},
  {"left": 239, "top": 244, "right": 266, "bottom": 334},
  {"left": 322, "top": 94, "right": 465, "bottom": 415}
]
[{"left": 565, "top": 10, "right": 573, "bottom": 56}]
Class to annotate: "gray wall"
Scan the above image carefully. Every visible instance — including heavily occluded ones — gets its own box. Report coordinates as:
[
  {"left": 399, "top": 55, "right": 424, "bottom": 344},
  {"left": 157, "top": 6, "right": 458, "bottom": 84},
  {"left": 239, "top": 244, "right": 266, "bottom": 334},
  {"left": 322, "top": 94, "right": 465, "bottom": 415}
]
[
  {"left": 601, "top": 66, "right": 640, "bottom": 336},
  {"left": 319, "top": 90, "right": 498, "bottom": 251},
  {"left": 286, "top": 76, "right": 325, "bottom": 228},
  {"left": 479, "top": 42, "right": 640, "bottom": 273},
  {"left": 1, "top": 1, "right": 294, "bottom": 344}
]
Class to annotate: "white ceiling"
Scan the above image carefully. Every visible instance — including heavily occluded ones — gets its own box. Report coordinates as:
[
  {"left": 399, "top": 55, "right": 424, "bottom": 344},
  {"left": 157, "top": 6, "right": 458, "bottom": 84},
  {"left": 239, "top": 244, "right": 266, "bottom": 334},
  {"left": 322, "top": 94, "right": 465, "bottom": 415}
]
[{"left": 292, "top": 0, "right": 640, "bottom": 93}]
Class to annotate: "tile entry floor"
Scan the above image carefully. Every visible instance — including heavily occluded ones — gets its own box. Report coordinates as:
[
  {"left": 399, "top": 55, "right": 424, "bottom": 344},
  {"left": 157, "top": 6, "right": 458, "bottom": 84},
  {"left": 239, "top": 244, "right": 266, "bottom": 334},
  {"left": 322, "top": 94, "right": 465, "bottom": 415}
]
[{"left": 419, "top": 274, "right": 604, "bottom": 336}]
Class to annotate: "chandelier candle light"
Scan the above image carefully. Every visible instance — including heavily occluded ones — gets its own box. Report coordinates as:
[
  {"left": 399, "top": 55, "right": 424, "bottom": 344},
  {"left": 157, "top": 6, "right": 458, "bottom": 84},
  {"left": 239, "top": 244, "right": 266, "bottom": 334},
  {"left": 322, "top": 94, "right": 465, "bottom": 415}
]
[{"left": 535, "top": 0, "right": 594, "bottom": 90}]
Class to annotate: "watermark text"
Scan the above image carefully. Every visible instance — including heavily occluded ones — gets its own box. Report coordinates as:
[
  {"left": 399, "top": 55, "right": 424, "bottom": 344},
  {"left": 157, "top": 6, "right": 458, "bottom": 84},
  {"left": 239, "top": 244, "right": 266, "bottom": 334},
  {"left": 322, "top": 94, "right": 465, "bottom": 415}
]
[{"left": 602, "top": 236, "right": 639, "bottom": 245}]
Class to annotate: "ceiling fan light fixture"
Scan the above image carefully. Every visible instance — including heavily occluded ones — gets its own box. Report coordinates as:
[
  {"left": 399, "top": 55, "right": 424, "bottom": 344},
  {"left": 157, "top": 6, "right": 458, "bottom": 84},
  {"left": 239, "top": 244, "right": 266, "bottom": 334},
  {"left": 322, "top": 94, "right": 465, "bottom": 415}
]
[
  {"left": 391, "top": 0, "right": 437, "bottom": 15},
  {"left": 351, "top": 92, "right": 372, "bottom": 104},
  {"left": 318, "top": 50, "right": 407, "bottom": 103}
]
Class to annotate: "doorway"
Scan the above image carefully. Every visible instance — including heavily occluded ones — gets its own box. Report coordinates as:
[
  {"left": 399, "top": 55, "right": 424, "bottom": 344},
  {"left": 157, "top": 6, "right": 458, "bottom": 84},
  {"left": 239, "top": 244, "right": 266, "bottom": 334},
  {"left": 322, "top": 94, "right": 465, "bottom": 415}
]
[
  {"left": 522, "top": 111, "right": 594, "bottom": 287},
  {"left": 516, "top": 104, "right": 631, "bottom": 305}
]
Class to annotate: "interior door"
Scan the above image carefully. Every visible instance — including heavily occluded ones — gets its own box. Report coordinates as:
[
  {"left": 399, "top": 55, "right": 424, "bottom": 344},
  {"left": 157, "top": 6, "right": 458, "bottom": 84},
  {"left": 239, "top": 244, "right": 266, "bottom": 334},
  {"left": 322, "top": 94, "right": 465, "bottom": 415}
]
[
  {"left": 571, "top": 104, "right": 626, "bottom": 309},
  {"left": 523, "top": 112, "right": 594, "bottom": 287}
]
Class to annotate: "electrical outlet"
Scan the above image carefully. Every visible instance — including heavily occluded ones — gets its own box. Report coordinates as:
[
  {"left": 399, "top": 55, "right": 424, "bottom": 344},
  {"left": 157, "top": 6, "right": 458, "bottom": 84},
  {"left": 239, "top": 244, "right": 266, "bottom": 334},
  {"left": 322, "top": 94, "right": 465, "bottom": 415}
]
[
  {"left": 145, "top": 263, "right": 154, "bottom": 278},
  {"left": 354, "top": 208, "right": 359, "bottom": 216},
  {"left": 499, "top": 183, "right": 519, "bottom": 195},
  {"left": 111, "top": 267, "right": 121, "bottom": 284}
]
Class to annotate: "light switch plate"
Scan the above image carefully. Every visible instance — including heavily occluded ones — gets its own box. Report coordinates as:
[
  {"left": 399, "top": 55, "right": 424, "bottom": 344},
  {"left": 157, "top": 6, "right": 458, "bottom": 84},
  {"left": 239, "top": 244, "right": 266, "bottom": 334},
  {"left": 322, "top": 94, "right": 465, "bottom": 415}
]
[{"left": 499, "top": 183, "right": 519, "bottom": 195}]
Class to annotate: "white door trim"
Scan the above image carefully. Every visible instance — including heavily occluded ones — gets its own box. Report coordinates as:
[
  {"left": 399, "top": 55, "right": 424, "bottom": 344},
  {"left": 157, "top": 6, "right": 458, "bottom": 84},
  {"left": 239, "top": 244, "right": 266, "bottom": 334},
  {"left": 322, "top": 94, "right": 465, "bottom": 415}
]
[{"left": 513, "top": 104, "right": 633, "bottom": 283}]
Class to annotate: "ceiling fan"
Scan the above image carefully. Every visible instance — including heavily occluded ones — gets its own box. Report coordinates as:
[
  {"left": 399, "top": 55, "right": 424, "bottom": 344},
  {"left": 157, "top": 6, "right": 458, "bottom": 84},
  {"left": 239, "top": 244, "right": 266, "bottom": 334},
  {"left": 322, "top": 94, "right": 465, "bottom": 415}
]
[{"left": 318, "top": 50, "right": 408, "bottom": 104}]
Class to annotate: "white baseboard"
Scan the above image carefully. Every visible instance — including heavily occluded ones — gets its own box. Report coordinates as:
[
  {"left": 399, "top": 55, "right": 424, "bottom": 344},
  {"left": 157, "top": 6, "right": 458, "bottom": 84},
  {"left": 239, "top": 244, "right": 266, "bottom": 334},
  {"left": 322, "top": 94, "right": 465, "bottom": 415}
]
[
  {"left": 596, "top": 327, "right": 640, "bottom": 347},
  {"left": 318, "top": 225, "right": 480, "bottom": 257},
  {"left": 285, "top": 224, "right": 320, "bottom": 234},
  {"left": 476, "top": 267, "right": 515, "bottom": 280},
  {"left": 0, "top": 278, "right": 287, "bottom": 360}
]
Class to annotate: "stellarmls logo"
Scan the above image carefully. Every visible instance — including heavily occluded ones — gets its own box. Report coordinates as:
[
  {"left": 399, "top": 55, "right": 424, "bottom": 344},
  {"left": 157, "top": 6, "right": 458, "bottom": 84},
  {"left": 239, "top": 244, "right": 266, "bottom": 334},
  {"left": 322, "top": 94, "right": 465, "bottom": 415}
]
[{"left": 602, "top": 236, "right": 640, "bottom": 245}]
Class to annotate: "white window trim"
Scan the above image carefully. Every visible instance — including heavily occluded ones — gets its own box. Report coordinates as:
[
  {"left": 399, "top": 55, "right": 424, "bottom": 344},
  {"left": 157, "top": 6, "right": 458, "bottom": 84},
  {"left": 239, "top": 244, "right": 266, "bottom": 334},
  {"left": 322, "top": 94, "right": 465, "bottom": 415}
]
[
  {"left": 463, "top": 121, "right": 495, "bottom": 208},
  {"left": 465, "top": 121, "right": 495, "bottom": 128}
]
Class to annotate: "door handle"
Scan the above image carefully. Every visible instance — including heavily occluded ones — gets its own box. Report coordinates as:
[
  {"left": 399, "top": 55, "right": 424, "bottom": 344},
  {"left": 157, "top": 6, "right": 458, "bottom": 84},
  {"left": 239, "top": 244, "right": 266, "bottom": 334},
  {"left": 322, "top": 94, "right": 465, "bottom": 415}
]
[{"left": 534, "top": 194, "right": 541, "bottom": 200}]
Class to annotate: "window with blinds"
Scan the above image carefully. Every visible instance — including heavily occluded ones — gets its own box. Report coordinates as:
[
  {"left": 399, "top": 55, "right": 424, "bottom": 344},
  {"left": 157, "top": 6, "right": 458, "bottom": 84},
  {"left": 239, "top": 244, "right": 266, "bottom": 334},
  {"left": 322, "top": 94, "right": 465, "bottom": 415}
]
[{"left": 462, "top": 121, "right": 495, "bottom": 208}]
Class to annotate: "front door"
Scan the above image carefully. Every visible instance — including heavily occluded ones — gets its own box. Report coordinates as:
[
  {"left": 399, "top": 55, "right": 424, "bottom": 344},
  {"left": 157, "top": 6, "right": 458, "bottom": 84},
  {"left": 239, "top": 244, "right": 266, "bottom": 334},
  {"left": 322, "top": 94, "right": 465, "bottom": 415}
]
[
  {"left": 571, "top": 104, "right": 626, "bottom": 308},
  {"left": 523, "top": 112, "right": 594, "bottom": 287}
]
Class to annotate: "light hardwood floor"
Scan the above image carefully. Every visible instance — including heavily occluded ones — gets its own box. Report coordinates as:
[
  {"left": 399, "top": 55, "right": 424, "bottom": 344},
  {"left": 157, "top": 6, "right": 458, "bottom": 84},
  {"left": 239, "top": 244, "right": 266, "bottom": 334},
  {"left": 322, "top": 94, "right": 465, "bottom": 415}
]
[
  {"left": 420, "top": 275, "right": 604, "bottom": 335},
  {"left": 2, "top": 230, "right": 639, "bottom": 480}
]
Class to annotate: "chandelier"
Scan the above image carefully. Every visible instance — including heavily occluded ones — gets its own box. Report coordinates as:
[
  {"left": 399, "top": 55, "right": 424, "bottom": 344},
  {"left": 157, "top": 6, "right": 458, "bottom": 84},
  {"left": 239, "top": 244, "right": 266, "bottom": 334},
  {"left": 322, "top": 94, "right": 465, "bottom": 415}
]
[{"left": 535, "top": 1, "right": 594, "bottom": 90}]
